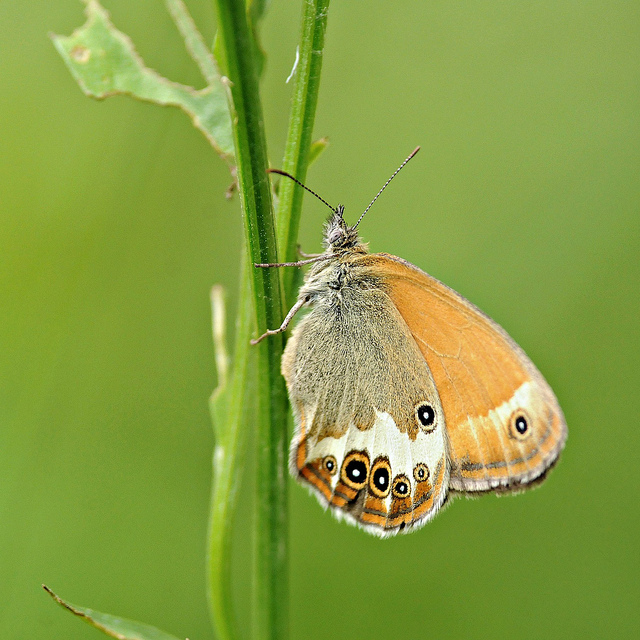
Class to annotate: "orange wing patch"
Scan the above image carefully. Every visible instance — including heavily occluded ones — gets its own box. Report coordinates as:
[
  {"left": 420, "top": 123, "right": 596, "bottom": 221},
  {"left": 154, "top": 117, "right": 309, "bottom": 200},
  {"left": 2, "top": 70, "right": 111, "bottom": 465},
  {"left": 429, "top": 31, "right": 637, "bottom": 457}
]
[
  {"left": 362, "top": 253, "right": 567, "bottom": 492},
  {"left": 360, "top": 495, "right": 388, "bottom": 528}
]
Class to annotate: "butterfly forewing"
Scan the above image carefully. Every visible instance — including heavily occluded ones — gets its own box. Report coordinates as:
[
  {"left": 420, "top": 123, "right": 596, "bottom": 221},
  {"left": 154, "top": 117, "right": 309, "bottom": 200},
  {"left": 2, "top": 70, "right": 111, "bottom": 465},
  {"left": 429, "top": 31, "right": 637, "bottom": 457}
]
[{"left": 362, "top": 253, "right": 568, "bottom": 493}]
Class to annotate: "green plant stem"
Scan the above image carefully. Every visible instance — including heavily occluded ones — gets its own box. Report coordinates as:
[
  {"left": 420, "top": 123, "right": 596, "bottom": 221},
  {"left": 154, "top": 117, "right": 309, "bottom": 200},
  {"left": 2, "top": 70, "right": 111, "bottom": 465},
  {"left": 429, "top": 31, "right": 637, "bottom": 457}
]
[
  {"left": 213, "top": 1, "right": 289, "bottom": 639},
  {"left": 277, "top": 0, "right": 331, "bottom": 304}
]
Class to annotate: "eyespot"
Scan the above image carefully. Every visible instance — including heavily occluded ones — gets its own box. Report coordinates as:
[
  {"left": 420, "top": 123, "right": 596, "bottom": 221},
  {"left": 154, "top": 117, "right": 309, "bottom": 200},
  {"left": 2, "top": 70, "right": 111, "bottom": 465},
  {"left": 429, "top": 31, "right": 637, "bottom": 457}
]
[
  {"left": 509, "top": 410, "right": 532, "bottom": 441},
  {"left": 392, "top": 474, "right": 411, "bottom": 499},
  {"left": 413, "top": 463, "right": 430, "bottom": 483},
  {"left": 369, "top": 457, "right": 391, "bottom": 498},
  {"left": 323, "top": 455, "right": 337, "bottom": 476},
  {"left": 341, "top": 451, "right": 370, "bottom": 490},
  {"left": 415, "top": 402, "right": 437, "bottom": 432}
]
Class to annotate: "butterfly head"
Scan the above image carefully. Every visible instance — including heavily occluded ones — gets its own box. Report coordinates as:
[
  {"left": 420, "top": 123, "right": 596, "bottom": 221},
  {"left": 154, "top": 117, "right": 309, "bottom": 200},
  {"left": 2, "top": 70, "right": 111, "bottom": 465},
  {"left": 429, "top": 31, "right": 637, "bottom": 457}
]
[
  {"left": 269, "top": 147, "right": 420, "bottom": 258},
  {"left": 324, "top": 206, "right": 361, "bottom": 252}
]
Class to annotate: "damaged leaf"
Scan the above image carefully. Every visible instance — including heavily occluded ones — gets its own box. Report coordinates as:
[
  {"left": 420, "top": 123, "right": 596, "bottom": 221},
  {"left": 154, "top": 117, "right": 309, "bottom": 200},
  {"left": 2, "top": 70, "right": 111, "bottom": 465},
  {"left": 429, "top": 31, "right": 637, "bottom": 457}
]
[{"left": 51, "top": 0, "right": 234, "bottom": 165}]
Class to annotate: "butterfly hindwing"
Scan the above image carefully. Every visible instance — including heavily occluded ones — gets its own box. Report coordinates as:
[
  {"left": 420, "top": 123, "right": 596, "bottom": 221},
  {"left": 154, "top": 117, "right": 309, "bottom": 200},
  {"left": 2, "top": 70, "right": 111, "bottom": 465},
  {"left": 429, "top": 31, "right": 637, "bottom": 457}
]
[{"left": 283, "top": 268, "right": 449, "bottom": 536}]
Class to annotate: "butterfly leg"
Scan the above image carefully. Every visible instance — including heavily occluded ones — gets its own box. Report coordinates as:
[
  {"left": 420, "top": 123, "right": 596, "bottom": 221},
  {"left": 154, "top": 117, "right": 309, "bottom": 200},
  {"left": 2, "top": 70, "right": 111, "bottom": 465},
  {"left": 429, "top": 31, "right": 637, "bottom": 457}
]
[
  {"left": 297, "top": 244, "right": 322, "bottom": 259},
  {"left": 254, "top": 254, "right": 333, "bottom": 268},
  {"left": 251, "top": 295, "right": 309, "bottom": 345}
]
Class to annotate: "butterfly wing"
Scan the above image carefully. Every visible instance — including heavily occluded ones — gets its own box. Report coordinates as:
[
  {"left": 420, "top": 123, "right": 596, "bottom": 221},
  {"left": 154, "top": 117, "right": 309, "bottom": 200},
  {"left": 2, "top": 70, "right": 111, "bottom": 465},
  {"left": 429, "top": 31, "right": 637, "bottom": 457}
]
[
  {"left": 282, "top": 275, "right": 449, "bottom": 536},
  {"left": 359, "top": 253, "right": 567, "bottom": 493}
]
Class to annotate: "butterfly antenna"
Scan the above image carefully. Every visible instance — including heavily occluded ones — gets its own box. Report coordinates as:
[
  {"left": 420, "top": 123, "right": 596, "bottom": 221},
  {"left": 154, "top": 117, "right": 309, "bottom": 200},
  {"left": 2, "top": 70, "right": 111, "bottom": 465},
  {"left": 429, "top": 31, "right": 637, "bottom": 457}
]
[
  {"left": 353, "top": 146, "right": 420, "bottom": 229},
  {"left": 267, "top": 169, "right": 338, "bottom": 214}
]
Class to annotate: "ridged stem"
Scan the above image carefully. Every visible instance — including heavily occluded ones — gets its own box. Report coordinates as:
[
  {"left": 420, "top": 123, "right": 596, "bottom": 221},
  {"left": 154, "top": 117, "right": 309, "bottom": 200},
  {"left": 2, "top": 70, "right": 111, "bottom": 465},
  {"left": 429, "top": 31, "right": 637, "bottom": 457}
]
[{"left": 212, "top": 0, "right": 289, "bottom": 638}]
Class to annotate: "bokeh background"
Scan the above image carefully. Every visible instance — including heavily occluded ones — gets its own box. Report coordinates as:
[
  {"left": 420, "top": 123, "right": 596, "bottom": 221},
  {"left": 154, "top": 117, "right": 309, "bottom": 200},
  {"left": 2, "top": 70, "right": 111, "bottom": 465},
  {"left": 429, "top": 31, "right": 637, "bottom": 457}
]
[{"left": 2, "top": 1, "right": 638, "bottom": 638}]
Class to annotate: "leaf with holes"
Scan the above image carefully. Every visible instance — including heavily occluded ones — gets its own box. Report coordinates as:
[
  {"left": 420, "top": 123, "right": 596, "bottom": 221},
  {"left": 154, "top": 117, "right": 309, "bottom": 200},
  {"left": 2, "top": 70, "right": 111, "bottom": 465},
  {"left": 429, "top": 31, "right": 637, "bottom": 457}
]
[{"left": 51, "top": 0, "right": 234, "bottom": 165}]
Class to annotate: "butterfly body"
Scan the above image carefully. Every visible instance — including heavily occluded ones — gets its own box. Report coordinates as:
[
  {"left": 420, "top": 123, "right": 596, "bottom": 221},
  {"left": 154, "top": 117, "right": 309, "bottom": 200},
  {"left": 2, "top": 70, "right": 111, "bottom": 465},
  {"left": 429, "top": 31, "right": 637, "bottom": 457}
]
[{"left": 278, "top": 210, "right": 567, "bottom": 536}]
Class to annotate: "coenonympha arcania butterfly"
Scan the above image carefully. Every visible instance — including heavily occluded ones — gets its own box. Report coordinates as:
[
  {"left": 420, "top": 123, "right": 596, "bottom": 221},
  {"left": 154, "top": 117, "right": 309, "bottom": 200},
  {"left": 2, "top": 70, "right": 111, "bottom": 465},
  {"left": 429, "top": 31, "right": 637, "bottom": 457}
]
[{"left": 254, "top": 147, "right": 567, "bottom": 537}]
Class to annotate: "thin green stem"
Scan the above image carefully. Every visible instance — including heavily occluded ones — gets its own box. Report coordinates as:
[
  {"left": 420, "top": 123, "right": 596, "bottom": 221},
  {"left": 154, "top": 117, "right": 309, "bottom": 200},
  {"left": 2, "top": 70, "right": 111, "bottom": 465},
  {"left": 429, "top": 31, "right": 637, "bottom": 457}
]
[
  {"left": 277, "top": 0, "right": 331, "bottom": 304},
  {"left": 213, "top": 2, "right": 289, "bottom": 640}
]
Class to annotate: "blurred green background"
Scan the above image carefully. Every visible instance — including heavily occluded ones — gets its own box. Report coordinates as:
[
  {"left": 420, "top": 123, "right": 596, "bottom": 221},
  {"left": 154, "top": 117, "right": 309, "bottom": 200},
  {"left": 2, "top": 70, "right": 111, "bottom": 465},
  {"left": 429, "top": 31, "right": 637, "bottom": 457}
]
[{"left": 1, "top": 1, "right": 638, "bottom": 638}]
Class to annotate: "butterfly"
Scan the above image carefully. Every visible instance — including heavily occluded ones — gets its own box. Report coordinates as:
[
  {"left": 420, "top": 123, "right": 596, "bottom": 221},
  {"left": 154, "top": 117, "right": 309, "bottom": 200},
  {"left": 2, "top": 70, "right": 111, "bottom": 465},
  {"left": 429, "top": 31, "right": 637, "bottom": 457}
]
[{"left": 254, "top": 147, "right": 567, "bottom": 537}]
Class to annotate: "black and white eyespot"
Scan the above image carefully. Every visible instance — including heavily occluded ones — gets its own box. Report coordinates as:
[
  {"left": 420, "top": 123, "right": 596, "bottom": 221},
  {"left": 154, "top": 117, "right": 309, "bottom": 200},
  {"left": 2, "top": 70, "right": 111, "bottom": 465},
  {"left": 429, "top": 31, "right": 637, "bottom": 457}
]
[
  {"left": 341, "top": 450, "right": 370, "bottom": 490},
  {"left": 392, "top": 474, "right": 411, "bottom": 499},
  {"left": 323, "top": 455, "right": 337, "bottom": 476},
  {"left": 509, "top": 410, "right": 532, "bottom": 441},
  {"left": 369, "top": 457, "right": 392, "bottom": 498},
  {"left": 415, "top": 402, "right": 437, "bottom": 433},
  {"left": 413, "top": 463, "right": 430, "bottom": 483}
]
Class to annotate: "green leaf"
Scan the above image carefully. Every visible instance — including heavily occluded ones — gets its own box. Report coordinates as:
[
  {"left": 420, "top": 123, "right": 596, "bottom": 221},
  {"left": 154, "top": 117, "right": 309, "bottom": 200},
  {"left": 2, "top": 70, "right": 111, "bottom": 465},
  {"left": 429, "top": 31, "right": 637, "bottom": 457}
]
[
  {"left": 247, "top": 0, "right": 270, "bottom": 78},
  {"left": 207, "top": 265, "right": 255, "bottom": 640},
  {"left": 164, "top": 0, "right": 218, "bottom": 86},
  {"left": 51, "top": 0, "right": 234, "bottom": 164},
  {"left": 308, "top": 136, "right": 329, "bottom": 166},
  {"left": 42, "top": 585, "right": 184, "bottom": 640},
  {"left": 209, "top": 284, "right": 230, "bottom": 441}
]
